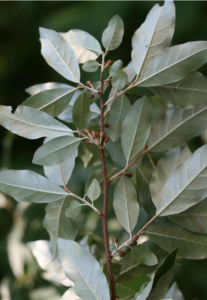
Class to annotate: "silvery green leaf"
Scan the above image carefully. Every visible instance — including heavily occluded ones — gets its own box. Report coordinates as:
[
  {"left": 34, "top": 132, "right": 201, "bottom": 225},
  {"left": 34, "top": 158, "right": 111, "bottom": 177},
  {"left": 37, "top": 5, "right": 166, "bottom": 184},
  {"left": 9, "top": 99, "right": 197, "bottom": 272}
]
[
  {"left": 33, "top": 136, "right": 82, "bottom": 166},
  {"left": 164, "top": 282, "right": 184, "bottom": 300},
  {"left": 0, "top": 170, "right": 67, "bottom": 203},
  {"left": 22, "top": 88, "right": 77, "bottom": 117},
  {"left": 129, "top": 244, "right": 158, "bottom": 266},
  {"left": 87, "top": 179, "right": 101, "bottom": 202},
  {"left": 150, "top": 72, "right": 207, "bottom": 109},
  {"left": 39, "top": 27, "right": 80, "bottom": 83},
  {"left": 0, "top": 106, "right": 72, "bottom": 139},
  {"left": 156, "top": 145, "right": 207, "bottom": 217},
  {"left": 102, "top": 15, "right": 124, "bottom": 51},
  {"left": 58, "top": 239, "right": 110, "bottom": 300},
  {"left": 105, "top": 139, "right": 126, "bottom": 167},
  {"left": 65, "top": 200, "right": 82, "bottom": 218},
  {"left": 28, "top": 240, "right": 73, "bottom": 287},
  {"left": 135, "top": 281, "right": 153, "bottom": 300},
  {"left": 44, "top": 198, "right": 77, "bottom": 258},
  {"left": 82, "top": 60, "right": 99, "bottom": 72},
  {"left": 73, "top": 92, "right": 91, "bottom": 131},
  {"left": 26, "top": 82, "right": 71, "bottom": 96},
  {"left": 148, "top": 106, "right": 207, "bottom": 152},
  {"left": 136, "top": 41, "right": 207, "bottom": 87},
  {"left": 121, "top": 96, "right": 152, "bottom": 163},
  {"left": 107, "top": 94, "right": 131, "bottom": 142},
  {"left": 123, "top": 61, "right": 136, "bottom": 83},
  {"left": 110, "top": 60, "right": 123, "bottom": 77},
  {"left": 169, "top": 198, "right": 207, "bottom": 234},
  {"left": 61, "top": 29, "right": 102, "bottom": 63},
  {"left": 145, "top": 223, "right": 207, "bottom": 259},
  {"left": 113, "top": 177, "right": 139, "bottom": 235},
  {"left": 132, "top": 1, "right": 175, "bottom": 75},
  {"left": 61, "top": 288, "right": 80, "bottom": 300},
  {"left": 112, "top": 70, "right": 128, "bottom": 92},
  {"left": 150, "top": 146, "right": 191, "bottom": 207}
]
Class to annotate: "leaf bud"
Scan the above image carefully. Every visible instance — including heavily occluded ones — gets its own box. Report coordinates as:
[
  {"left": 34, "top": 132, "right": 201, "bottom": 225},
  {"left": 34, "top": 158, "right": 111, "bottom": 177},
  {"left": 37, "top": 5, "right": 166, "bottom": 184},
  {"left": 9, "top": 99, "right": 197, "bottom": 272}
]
[
  {"left": 77, "top": 83, "right": 83, "bottom": 87},
  {"left": 92, "top": 131, "right": 99, "bottom": 139},
  {"left": 112, "top": 236, "right": 118, "bottom": 243},
  {"left": 86, "top": 80, "right": 92, "bottom": 86},
  {"left": 119, "top": 251, "right": 126, "bottom": 257},
  {"left": 85, "top": 140, "right": 91, "bottom": 146},
  {"left": 104, "top": 136, "right": 109, "bottom": 143},
  {"left": 107, "top": 60, "right": 113, "bottom": 66},
  {"left": 104, "top": 122, "right": 109, "bottom": 128},
  {"left": 89, "top": 93, "right": 94, "bottom": 99},
  {"left": 83, "top": 128, "right": 90, "bottom": 135},
  {"left": 107, "top": 83, "right": 112, "bottom": 89},
  {"left": 100, "top": 131, "right": 106, "bottom": 138},
  {"left": 126, "top": 172, "right": 133, "bottom": 178}
]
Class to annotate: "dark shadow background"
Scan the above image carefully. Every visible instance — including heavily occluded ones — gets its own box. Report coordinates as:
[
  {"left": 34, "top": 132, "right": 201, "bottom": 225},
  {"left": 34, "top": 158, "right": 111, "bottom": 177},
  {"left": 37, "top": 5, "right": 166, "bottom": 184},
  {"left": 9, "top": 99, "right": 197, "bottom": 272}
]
[{"left": 1, "top": 2, "right": 207, "bottom": 299}]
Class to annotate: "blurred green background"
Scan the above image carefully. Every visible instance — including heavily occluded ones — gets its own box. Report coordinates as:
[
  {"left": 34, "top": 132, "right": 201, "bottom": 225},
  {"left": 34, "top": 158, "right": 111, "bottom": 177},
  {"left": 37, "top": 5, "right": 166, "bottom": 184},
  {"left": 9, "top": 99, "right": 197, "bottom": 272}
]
[{"left": 1, "top": 1, "right": 207, "bottom": 299}]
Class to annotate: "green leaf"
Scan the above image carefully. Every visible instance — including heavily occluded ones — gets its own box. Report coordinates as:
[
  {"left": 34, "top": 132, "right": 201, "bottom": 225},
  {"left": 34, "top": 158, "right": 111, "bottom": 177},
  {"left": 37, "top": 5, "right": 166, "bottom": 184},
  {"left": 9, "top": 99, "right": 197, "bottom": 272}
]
[
  {"left": 102, "top": 15, "right": 124, "bottom": 51},
  {"left": 22, "top": 88, "right": 77, "bottom": 117},
  {"left": 0, "top": 170, "right": 67, "bottom": 203},
  {"left": 148, "top": 106, "right": 207, "bottom": 152},
  {"left": 87, "top": 179, "right": 101, "bottom": 202},
  {"left": 129, "top": 244, "right": 158, "bottom": 266},
  {"left": 33, "top": 136, "right": 82, "bottom": 166},
  {"left": 145, "top": 223, "right": 207, "bottom": 260},
  {"left": 136, "top": 41, "right": 207, "bottom": 87},
  {"left": 132, "top": 0, "right": 175, "bottom": 76},
  {"left": 82, "top": 60, "right": 99, "bottom": 72},
  {"left": 116, "top": 275, "right": 149, "bottom": 300},
  {"left": 121, "top": 96, "right": 152, "bottom": 163},
  {"left": 65, "top": 200, "right": 82, "bottom": 218},
  {"left": 113, "top": 177, "right": 139, "bottom": 235},
  {"left": 150, "top": 146, "right": 191, "bottom": 207},
  {"left": 26, "top": 82, "right": 71, "bottom": 96},
  {"left": 58, "top": 239, "right": 110, "bottom": 300},
  {"left": 110, "top": 60, "right": 123, "bottom": 77},
  {"left": 61, "top": 288, "right": 80, "bottom": 300},
  {"left": 150, "top": 71, "right": 207, "bottom": 109},
  {"left": 44, "top": 198, "right": 77, "bottom": 258},
  {"left": 0, "top": 106, "right": 72, "bottom": 139},
  {"left": 39, "top": 27, "right": 80, "bottom": 83},
  {"left": 107, "top": 94, "right": 131, "bottom": 142},
  {"left": 61, "top": 29, "right": 102, "bottom": 63},
  {"left": 135, "top": 281, "right": 153, "bottom": 300},
  {"left": 112, "top": 70, "right": 128, "bottom": 92},
  {"left": 156, "top": 145, "right": 207, "bottom": 217},
  {"left": 105, "top": 139, "right": 126, "bottom": 167},
  {"left": 169, "top": 198, "right": 207, "bottom": 234},
  {"left": 123, "top": 61, "right": 136, "bottom": 83},
  {"left": 73, "top": 92, "right": 91, "bottom": 131}
]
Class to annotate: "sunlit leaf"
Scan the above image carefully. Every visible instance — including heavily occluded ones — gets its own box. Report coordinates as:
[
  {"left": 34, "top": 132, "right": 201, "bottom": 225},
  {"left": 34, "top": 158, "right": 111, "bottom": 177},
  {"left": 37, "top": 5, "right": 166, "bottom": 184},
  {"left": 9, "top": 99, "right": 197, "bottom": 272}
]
[
  {"left": 25, "top": 82, "right": 71, "bottom": 96},
  {"left": 82, "top": 60, "right": 99, "bottom": 72},
  {"left": 61, "top": 288, "right": 80, "bottom": 300},
  {"left": 102, "top": 15, "right": 124, "bottom": 51}
]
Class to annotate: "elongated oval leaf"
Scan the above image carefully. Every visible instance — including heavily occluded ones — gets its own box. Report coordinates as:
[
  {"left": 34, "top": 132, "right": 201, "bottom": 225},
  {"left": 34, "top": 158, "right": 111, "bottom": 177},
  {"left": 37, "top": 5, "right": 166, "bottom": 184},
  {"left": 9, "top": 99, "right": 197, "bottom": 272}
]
[
  {"left": 146, "top": 223, "right": 207, "bottom": 259},
  {"left": 156, "top": 145, "right": 207, "bottom": 217},
  {"left": 105, "top": 139, "right": 126, "bottom": 167},
  {"left": 137, "top": 41, "right": 207, "bottom": 87},
  {"left": 58, "top": 239, "right": 110, "bottom": 300},
  {"left": 148, "top": 106, "right": 207, "bottom": 152},
  {"left": 33, "top": 136, "right": 82, "bottom": 166},
  {"left": 121, "top": 96, "right": 152, "bottom": 163},
  {"left": 61, "top": 29, "right": 102, "bottom": 63},
  {"left": 87, "top": 179, "right": 101, "bottom": 202},
  {"left": 113, "top": 177, "right": 139, "bottom": 235},
  {"left": 150, "top": 146, "right": 191, "bottom": 207},
  {"left": 112, "top": 70, "right": 128, "bottom": 92},
  {"left": 132, "top": 0, "right": 175, "bottom": 75},
  {"left": 73, "top": 92, "right": 91, "bottom": 131},
  {"left": 0, "top": 170, "right": 67, "bottom": 203},
  {"left": 123, "top": 61, "right": 136, "bottom": 83},
  {"left": 107, "top": 94, "right": 131, "bottom": 142},
  {"left": 82, "top": 60, "right": 99, "bottom": 72},
  {"left": 22, "top": 88, "right": 77, "bottom": 117},
  {"left": 150, "top": 71, "right": 207, "bottom": 109},
  {"left": 44, "top": 198, "right": 77, "bottom": 258},
  {"left": 130, "top": 244, "right": 158, "bottom": 266},
  {"left": 102, "top": 15, "right": 124, "bottom": 51},
  {"left": 0, "top": 106, "right": 72, "bottom": 139},
  {"left": 39, "top": 27, "right": 80, "bottom": 83},
  {"left": 26, "top": 82, "right": 71, "bottom": 96}
]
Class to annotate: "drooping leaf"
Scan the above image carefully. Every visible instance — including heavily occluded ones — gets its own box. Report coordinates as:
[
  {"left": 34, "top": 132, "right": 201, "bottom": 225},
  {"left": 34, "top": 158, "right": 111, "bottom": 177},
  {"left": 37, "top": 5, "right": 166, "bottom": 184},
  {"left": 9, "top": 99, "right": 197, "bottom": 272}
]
[
  {"left": 61, "top": 29, "right": 102, "bottom": 63},
  {"left": 121, "top": 96, "right": 152, "bottom": 163},
  {"left": 39, "top": 27, "right": 80, "bottom": 83},
  {"left": 61, "top": 288, "right": 80, "bottom": 300},
  {"left": 110, "top": 60, "right": 123, "bottom": 77},
  {"left": 150, "top": 146, "right": 191, "bottom": 207},
  {"left": 105, "top": 139, "right": 126, "bottom": 167},
  {"left": 145, "top": 223, "right": 207, "bottom": 260},
  {"left": 44, "top": 198, "right": 77, "bottom": 258},
  {"left": 113, "top": 177, "right": 139, "bottom": 235},
  {"left": 0, "top": 106, "right": 72, "bottom": 139},
  {"left": 123, "top": 61, "right": 136, "bottom": 83},
  {"left": 82, "top": 60, "right": 99, "bottom": 72},
  {"left": 26, "top": 82, "right": 71, "bottom": 96},
  {"left": 0, "top": 170, "right": 67, "bottom": 203},
  {"left": 58, "top": 239, "right": 110, "bottom": 300},
  {"left": 107, "top": 94, "right": 131, "bottom": 142},
  {"left": 135, "top": 281, "right": 153, "bottom": 300},
  {"left": 102, "top": 15, "right": 124, "bottom": 51},
  {"left": 73, "top": 92, "right": 91, "bottom": 131},
  {"left": 150, "top": 71, "right": 207, "bottom": 109},
  {"left": 87, "top": 179, "right": 101, "bottom": 202},
  {"left": 132, "top": 0, "right": 175, "bottom": 76},
  {"left": 22, "top": 88, "right": 77, "bottom": 117},
  {"left": 169, "top": 198, "right": 207, "bottom": 234},
  {"left": 112, "top": 70, "right": 128, "bottom": 92},
  {"left": 148, "top": 106, "right": 207, "bottom": 152},
  {"left": 136, "top": 41, "right": 207, "bottom": 87},
  {"left": 65, "top": 200, "right": 82, "bottom": 219},
  {"left": 155, "top": 145, "right": 207, "bottom": 217},
  {"left": 33, "top": 136, "right": 82, "bottom": 166}
]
